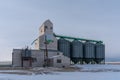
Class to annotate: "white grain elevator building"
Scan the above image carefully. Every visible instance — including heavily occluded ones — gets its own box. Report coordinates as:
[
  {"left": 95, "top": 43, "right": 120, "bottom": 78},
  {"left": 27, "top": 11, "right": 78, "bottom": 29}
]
[{"left": 12, "top": 20, "right": 70, "bottom": 68}]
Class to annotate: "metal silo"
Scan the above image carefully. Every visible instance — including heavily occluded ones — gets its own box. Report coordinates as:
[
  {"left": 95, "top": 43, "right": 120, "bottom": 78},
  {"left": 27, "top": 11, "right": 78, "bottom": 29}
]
[
  {"left": 95, "top": 43, "right": 105, "bottom": 64},
  {"left": 71, "top": 40, "right": 83, "bottom": 64},
  {"left": 83, "top": 42, "right": 95, "bottom": 64},
  {"left": 58, "top": 38, "right": 71, "bottom": 57}
]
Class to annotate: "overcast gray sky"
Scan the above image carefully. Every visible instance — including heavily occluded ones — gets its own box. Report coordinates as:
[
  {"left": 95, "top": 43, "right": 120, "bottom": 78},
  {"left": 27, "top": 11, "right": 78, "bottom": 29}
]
[{"left": 0, "top": 0, "right": 120, "bottom": 61}]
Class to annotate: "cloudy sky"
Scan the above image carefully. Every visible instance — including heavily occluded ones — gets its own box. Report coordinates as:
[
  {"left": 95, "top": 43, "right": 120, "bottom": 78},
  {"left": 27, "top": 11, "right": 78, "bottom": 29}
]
[{"left": 0, "top": 0, "right": 120, "bottom": 61}]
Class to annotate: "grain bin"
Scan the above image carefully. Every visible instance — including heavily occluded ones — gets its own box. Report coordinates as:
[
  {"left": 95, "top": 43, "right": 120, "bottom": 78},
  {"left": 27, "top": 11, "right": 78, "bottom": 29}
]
[
  {"left": 83, "top": 42, "right": 95, "bottom": 64},
  {"left": 95, "top": 43, "right": 105, "bottom": 64},
  {"left": 71, "top": 40, "right": 83, "bottom": 64},
  {"left": 58, "top": 38, "right": 71, "bottom": 57}
]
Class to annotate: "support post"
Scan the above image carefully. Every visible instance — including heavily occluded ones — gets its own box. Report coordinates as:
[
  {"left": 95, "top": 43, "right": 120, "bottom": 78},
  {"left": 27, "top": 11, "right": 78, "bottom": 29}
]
[{"left": 44, "top": 35, "right": 48, "bottom": 67}]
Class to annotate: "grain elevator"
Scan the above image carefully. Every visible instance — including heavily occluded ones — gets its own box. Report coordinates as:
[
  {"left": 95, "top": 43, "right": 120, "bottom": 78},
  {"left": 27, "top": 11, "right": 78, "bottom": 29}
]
[{"left": 12, "top": 20, "right": 105, "bottom": 68}]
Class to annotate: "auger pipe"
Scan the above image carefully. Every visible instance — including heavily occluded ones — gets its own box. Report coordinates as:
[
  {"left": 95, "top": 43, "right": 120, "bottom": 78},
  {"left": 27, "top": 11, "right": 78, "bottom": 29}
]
[{"left": 54, "top": 34, "right": 103, "bottom": 43}]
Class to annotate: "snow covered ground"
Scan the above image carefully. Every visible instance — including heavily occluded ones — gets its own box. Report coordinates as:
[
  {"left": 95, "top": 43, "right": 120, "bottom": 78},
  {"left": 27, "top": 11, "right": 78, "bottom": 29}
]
[{"left": 0, "top": 64, "right": 120, "bottom": 80}]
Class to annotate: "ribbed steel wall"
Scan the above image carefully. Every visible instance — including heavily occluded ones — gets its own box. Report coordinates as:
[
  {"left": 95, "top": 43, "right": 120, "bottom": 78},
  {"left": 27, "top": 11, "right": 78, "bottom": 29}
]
[
  {"left": 95, "top": 43, "right": 105, "bottom": 63},
  {"left": 83, "top": 42, "right": 95, "bottom": 64},
  {"left": 58, "top": 38, "right": 70, "bottom": 57},
  {"left": 58, "top": 38, "right": 105, "bottom": 64},
  {"left": 71, "top": 40, "right": 83, "bottom": 63},
  {"left": 71, "top": 40, "right": 83, "bottom": 58}
]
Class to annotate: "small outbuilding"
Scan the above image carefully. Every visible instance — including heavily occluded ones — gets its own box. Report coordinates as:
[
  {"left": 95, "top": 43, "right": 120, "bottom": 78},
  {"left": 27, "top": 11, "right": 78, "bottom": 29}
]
[{"left": 48, "top": 53, "right": 70, "bottom": 68}]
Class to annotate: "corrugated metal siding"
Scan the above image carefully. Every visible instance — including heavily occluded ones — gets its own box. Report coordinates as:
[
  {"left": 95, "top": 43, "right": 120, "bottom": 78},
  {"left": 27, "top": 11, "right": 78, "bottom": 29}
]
[
  {"left": 95, "top": 43, "right": 105, "bottom": 58},
  {"left": 84, "top": 42, "right": 95, "bottom": 58},
  {"left": 58, "top": 38, "right": 70, "bottom": 57},
  {"left": 95, "top": 43, "right": 105, "bottom": 63},
  {"left": 71, "top": 40, "right": 83, "bottom": 58}
]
